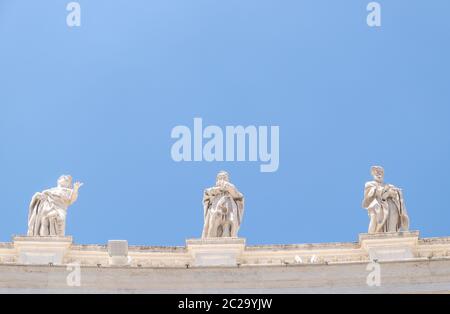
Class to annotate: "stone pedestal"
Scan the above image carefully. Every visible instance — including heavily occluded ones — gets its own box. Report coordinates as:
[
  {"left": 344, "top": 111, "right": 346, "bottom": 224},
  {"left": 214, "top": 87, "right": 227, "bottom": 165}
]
[
  {"left": 359, "top": 231, "right": 419, "bottom": 262},
  {"left": 13, "top": 236, "right": 73, "bottom": 265},
  {"left": 186, "top": 238, "right": 246, "bottom": 267},
  {"left": 108, "top": 240, "right": 130, "bottom": 266}
]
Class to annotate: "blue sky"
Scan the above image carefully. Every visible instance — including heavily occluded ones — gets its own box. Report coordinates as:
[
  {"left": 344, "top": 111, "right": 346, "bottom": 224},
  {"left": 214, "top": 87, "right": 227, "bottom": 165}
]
[{"left": 0, "top": 1, "right": 449, "bottom": 246}]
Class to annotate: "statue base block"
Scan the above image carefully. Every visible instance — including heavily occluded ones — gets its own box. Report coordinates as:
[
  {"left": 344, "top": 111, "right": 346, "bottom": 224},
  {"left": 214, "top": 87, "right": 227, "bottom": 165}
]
[
  {"left": 359, "top": 231, "right": 419, "bottom": 262},
  {"left": 186, "top": 238, "right": 246, "bottom": 267},
  {"left": 13, "top": 236, "right": 73, "bottom": 265}
]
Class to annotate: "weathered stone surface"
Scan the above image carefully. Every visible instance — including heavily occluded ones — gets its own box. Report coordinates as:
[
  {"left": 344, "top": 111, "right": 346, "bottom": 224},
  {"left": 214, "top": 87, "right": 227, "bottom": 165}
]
[
  {"left": 108, "top": 240, "right": 130, "bottom": 266},
  {"left": 363, "top": 166, "right": 409, "bottom": 234},
  {"left": 1, "top": 258, "right": 450, "bottom": 294},
  {"left": 187, "top": 238, "right": 246, "bottom": 267},
  {"left": 359, "top": 231, "right": 419, "bottom": 261},
  {"left": 1, "top": 234, "right": 450, "bottom": 293},
  {"left": 13, "top": 236, "right": 73, "bottom": 265}
]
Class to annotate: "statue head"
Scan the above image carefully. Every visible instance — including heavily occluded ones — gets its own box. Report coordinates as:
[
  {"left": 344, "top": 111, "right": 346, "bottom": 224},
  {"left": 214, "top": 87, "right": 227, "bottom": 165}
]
[
  {"left": 57, "top": 175, "right": 73, "bottom": 188},
  {"left": 216, "top": 171, "right": 230, "bottom": 186},
  {"left": 371, "top": 166, "right": 384, "bottom": 183}
]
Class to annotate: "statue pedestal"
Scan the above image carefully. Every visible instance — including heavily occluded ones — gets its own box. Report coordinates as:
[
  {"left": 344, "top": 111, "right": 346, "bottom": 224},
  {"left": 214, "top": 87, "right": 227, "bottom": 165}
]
[
  {"left": 186, "top": 238, "right": 246, "bottom": 267},
  {"left": 359, "top": 231, "right": 419, "bottom": 262},
  {"left": 13, "top": 236, "right": 73, "bottom": 265}
]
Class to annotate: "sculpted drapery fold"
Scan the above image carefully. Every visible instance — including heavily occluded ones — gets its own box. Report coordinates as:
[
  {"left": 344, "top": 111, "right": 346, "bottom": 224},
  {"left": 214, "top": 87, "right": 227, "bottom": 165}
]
[
  {"left": 202, "top": 171, "right": 244, "bottom": 238},
  {"left": 362, "top": 166, "right": 409, "bottom": 234},
  {"left": 27, "top": 175, "right": 83, "bottom": 237}
]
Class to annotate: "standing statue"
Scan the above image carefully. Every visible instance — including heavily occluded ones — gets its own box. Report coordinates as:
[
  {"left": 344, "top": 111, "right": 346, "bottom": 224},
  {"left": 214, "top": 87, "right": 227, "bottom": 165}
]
[
  {"left": 202, "top": 171, "right": 244, "bottom": 238},
  {"left": 28, "top": 175, "right": 83, "bottom": 237},
  {"left": 362, "top": 166, "right": 409, "bottom": 234}
]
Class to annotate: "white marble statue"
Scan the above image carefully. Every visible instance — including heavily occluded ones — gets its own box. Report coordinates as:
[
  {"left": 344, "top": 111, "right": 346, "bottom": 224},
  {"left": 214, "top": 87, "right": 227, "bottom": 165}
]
[
  {"left": 202, "top": 171, "right": 244, "bottom": 238},
  {"left": 28, "top": 175, "right": 83, "bottom": 237},
  {"left": 362, "top": 166, "right": 409, "bottom": 234}
]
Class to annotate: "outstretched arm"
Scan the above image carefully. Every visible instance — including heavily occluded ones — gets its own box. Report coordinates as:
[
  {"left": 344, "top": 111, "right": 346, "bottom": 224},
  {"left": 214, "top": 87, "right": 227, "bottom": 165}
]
[{"left": 70, "top": 182, "right": 83, "bottom": 204}]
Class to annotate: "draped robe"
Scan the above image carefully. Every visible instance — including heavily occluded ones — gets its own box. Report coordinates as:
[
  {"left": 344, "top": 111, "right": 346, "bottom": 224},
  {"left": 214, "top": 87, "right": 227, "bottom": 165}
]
[
  {"left": 363, "top": 181, "right": 409, "bottom": 233},
  {"left": 202, "top": 183, "right": 244, "bottom": 238},
  {"left": 28, "top": 187, "right": 74, "bottom": 236}
]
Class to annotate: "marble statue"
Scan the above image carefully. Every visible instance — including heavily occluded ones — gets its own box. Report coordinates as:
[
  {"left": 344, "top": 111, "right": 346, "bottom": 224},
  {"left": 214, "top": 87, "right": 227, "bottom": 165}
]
[
  {"left": 362, "top": 166, "right": 409, "bottom": 234},
  {"left": 202, "top": 171, "right": 244, "bottom": 238},
  {"left": 27, "top": 175, "right": 83, "bottom": 237}
]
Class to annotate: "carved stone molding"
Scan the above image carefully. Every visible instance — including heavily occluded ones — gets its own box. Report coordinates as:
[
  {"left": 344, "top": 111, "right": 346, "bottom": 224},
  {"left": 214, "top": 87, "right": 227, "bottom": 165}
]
[
  {"left": 359, "top": 231, "right": 419, "bottom": 261},
  {"left": 13, "top": 236, "right": 73, "bottom": 265},
  {"left": 186, "top": 238, "right": 246, "bottom": 267}
]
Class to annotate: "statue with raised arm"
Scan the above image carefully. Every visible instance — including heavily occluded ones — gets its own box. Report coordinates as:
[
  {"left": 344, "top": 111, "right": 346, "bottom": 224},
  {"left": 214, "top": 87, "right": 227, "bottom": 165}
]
[
  {"left": 362, "top": 166, "right": 409, "bottom": 234},
  {"left": 202, "top": 171, "right": 244, "bottom": 238},
  {"left": 27, "top": 175, "right": 83, "bottom": 237}
]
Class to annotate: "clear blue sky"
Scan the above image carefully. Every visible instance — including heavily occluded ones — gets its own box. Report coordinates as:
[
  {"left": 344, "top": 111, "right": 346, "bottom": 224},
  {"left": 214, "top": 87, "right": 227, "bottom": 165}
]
[{"left": 1, "top": 1, "right": 449, "bottom": 246}]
